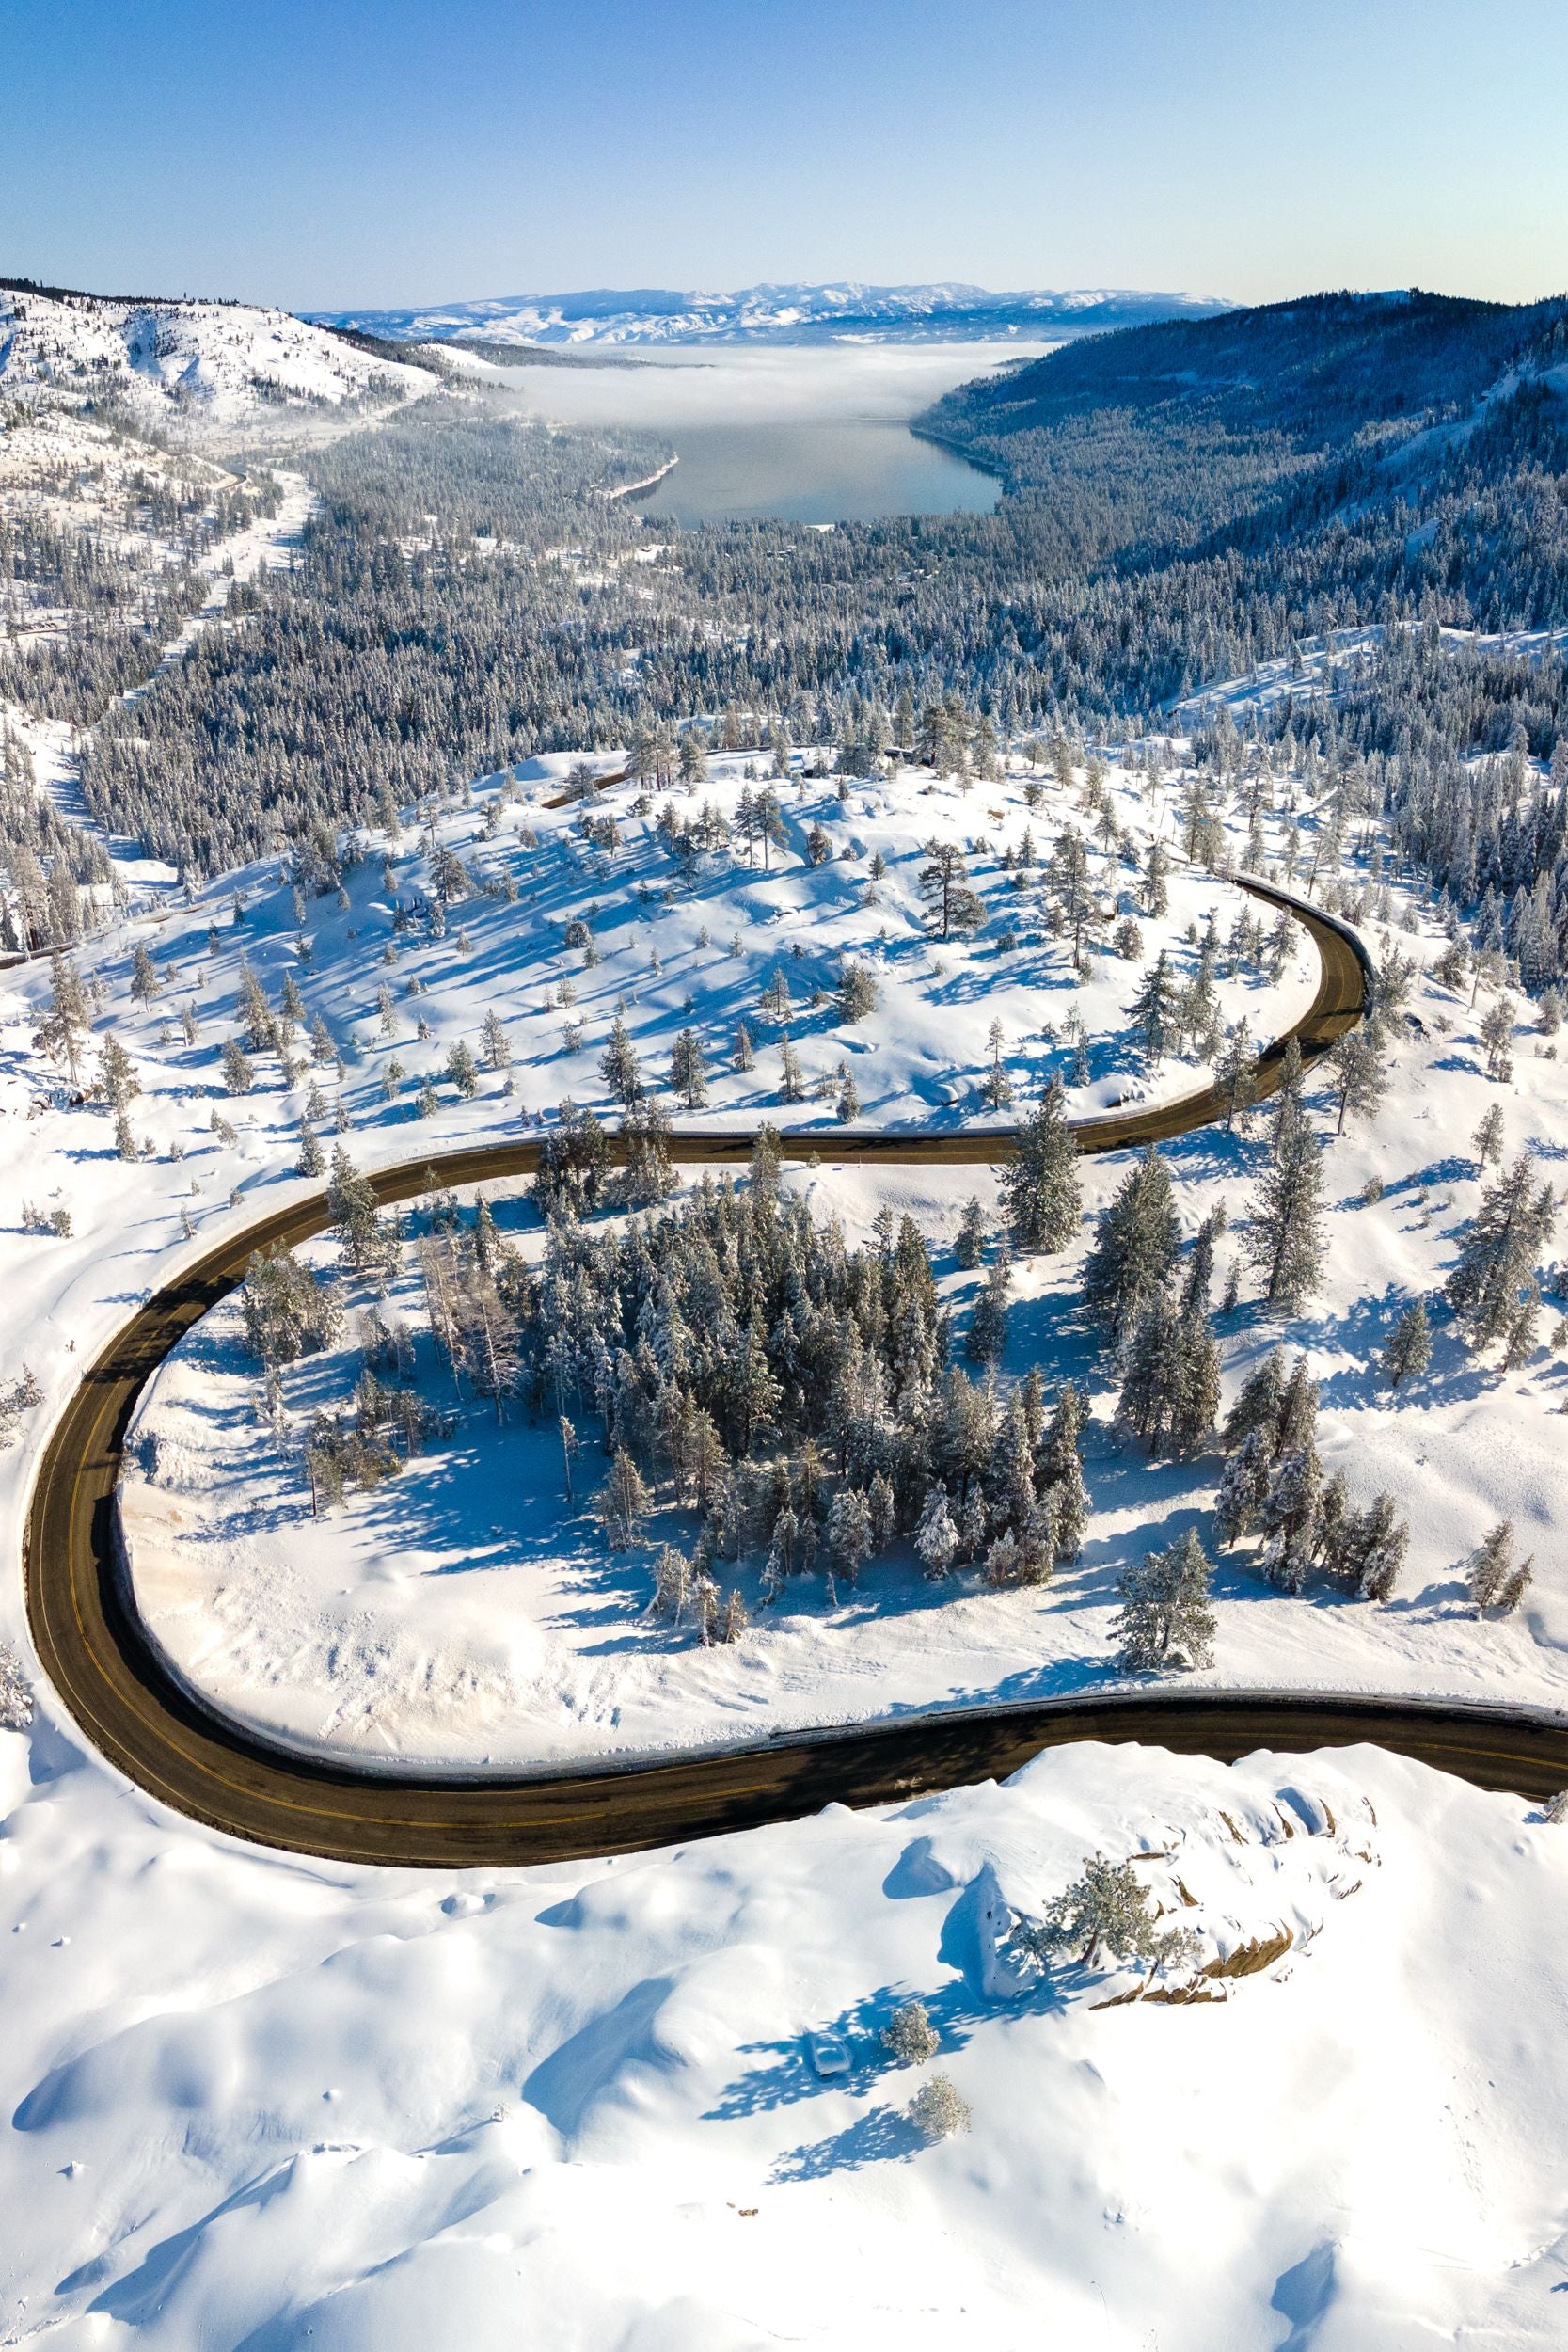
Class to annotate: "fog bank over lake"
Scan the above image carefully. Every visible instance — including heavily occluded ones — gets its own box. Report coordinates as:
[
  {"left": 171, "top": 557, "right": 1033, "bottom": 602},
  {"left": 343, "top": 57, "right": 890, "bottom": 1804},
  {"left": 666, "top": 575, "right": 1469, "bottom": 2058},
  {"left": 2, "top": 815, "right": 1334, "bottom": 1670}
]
[{"left": 489, "top": 342, "right": 1052, "bottom": 524}]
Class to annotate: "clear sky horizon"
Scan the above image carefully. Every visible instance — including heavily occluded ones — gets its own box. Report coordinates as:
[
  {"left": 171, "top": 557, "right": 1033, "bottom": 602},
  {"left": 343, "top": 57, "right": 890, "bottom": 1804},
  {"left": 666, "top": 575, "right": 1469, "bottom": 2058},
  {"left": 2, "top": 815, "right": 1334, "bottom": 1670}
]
[{"left": 4, "top": 0, "right": 1565, "bottom": 315}]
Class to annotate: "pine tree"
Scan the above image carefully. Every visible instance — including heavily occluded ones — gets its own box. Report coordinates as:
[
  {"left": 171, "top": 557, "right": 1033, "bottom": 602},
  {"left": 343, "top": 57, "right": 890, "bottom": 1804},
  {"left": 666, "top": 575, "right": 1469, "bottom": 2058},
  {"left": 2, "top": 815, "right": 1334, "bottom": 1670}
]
[
  {"left": 1479, "top": 994, "right": 1515, "bottom": 1084},
  {"left": 1469, "top": 1519, "right": 1531, "bottom": 1613},
  {"left": 597, "top": 1448, "right": 654, "bottom": 1549},
  {"left": 1117, "top": 1298, "right": 1183, "bottom": 1452},
  {"left": 1143, "top": 836, "right": 1170, "bottom": 918},
  {"left": 827, "top": 1486, "right": 875, "bottom": 1585},
  {"left": 1497, "top": 1560, "right": 1534, "bottom": 1615},
  {"left": 838, "top": 961, "right": 879, "bottom": 1023},
  {"left": 1082, "top": 1147, "right": 1180, "bottom": 1345},
  {"left": 599, "top": 1012, "right": 643, "bottom": 1107},
  {"left": 1384, "top": 1298, "right": 1432, "bottom": 1387},
  {"left": 915, "top": 1483, "right": 959, "bottom": 1579},
  {"left": 1259, "top": 1444, "right": 1322, "bottom": 1592},
  {"left": 650, "top": 1542, "right": 690, "bottom": 1619},
  {"left": 297, "top": 1120, "right": 325, "bottom": 1177},
  {"left": 779, "top": 1035, "right": 806, "bottom": 1102},
  {"left": 1225, "top": 1348, "right": 1287, "bottom": 1452},
  {"left": 1129, "top": 950, "right": 1179, "bottom": 1064},
  {"left": 447, "top": 1039, "right": 480, "bottom": 1098},
  {"left": 919, "top": 840, "right": 986, "bottom": 939},
  {"left": 480, "top": 1008, "right": 512, "bottom": 1073},
  {"left": 954, "top": 1196, "right": 987, "bottom": 1271},
  {"left": 130, "top": 940, "right": 161, "bottom": 1004},
  {"left": 234, "top": 958, "right": 274, "bottom": 1055},
  {"left": 1171, "top": 1311, "right": 1222, "bottom": 1454},
  {"left": 733, "top": 1021, "right": 755, "bottom": 1073},
  {"left": 559, "top": 1415, "right": 583, "bottom": 1505},
  {"left": 1275, "top": 1355, "right": 1319, "bottom": 1457},
  {"left": 881, "top": 1999, "right": 941, "bottom": 2065},
  {"left": 1326, "top": 1491, "right": 1408, "bottom": 1601},
  {"left": 618, "top": 1099, "right": 677, "bottom": 1205},
  {"left": 1324, "top": 1019, "right": 1388, "bottom": 1135},
  {"left": 220, "top": 1037, "right": 255, "bottom": 1095},
  {"left": 1472, "top": 1104, "right": 1506, "bottom": 1170},
  {"left": 1020, "top": 1852, "right": 1199, "bottom": 1971},
  {"left": 98, "top": 1030, "right": 139, "bottom": 1112},
  {"left": 1446, "top": 1154, "right": 1557, "bottom": 1351},
  {"left": 985, "top": 1393, "right": 1037, "bottom": 1540},
  {"left": 978, "top": 1016, "right": 1016, "bottom": 1109},
  {"left": 1179, "top": 1205, "right": 1223, "bottom": 1317},
  {"left": 1045, "top": 825, "right": 1101, "bottom": 966},
  {"left": 965, "top": 1251, "right": 1011, "bottom": 1369},
  {"left": 38, "top": 950, "right": 89, "bottom": 1082},
  {"left": 327, "top": 1143, "right": 392, "bottom": 1278},
  {"left": 1114, "top": 1528, "right": 1215, "bottom": 1671},
  {"left": 1246, "top": 1087, "right": 1325, "bottom": 1312},
  {"left": 1000, "top": 1078, "right": 1081, "bottom": 1253},
  {"left": 719, "top": 1588, "right": 750, "bottom": 1643},
  {"left": 909, "top": 2077, "right": 971, "bottom": 2142},
  {"left": 669, "top": 1026, "right": 708, "bottom": 1109},
  {"left": 1039, "top": 1382, "right": 1087, "bottom": 1562},
  {"left": 1215, "top": 1016, "right": 1259, "bottom": 1132},
  {"left": 1215, "top": 1426, "right": 1272, "bottom": 1547}
]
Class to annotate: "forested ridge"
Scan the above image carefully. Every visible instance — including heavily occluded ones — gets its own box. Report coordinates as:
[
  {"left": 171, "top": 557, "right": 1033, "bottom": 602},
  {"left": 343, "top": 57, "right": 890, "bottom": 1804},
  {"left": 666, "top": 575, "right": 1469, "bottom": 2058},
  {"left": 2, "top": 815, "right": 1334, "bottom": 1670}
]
[{"left": 4, "top": 288, "right": 1568, "bottom": 974}]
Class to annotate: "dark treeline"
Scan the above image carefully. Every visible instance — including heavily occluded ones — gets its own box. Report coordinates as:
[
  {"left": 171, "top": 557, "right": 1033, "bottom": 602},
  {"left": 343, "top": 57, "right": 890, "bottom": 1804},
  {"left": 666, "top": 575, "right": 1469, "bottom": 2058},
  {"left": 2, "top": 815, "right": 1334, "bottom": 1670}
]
[
  {"left": 1220, "top": 626, "right": 1568, "bottom": 985},
  {"left": 1, "top": 458, "right": 279, "bottom": 728}
]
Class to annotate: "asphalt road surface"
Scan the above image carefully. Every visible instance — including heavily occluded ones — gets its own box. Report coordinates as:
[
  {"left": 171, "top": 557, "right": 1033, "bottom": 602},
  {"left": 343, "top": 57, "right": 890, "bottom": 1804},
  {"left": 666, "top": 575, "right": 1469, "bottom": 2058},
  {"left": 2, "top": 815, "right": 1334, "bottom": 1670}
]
[{"left": 24, "top": 877, "right": 1568, "bottom": 1865}]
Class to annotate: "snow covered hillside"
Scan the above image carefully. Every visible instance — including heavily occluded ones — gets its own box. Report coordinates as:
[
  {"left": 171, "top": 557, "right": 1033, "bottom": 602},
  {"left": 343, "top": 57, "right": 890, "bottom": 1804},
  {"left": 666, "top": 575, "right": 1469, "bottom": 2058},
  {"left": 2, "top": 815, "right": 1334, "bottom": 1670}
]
[
  {"left": 4, "top": 705, "right": 1568, "bottom": 2343},
  {"left": 0, "top": 732, "right": 1551, "bottom": 1775},
  {"left": 0, "top": 281, "right": 429, "bottom": 437},
  {"left": 319, "top": 280, "right": 1231, "bottom": 349},
  {"left": 2, "top": 1728, "right": 1565, "bottom": 2346}
]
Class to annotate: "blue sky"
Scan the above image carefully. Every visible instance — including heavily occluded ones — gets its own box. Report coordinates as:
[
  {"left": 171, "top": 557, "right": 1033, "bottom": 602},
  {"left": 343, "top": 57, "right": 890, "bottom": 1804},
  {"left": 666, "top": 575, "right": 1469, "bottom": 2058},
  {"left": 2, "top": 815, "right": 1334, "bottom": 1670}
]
[{"left": 4, "top": 0, "right": 1564, "bottom": 311}]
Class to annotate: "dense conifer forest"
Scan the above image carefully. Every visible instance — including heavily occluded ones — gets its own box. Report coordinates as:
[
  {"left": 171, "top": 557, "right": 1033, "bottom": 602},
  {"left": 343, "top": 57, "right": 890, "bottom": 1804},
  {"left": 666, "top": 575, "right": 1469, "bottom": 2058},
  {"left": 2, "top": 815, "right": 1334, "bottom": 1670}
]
[{"left": 4, "top": 288, "right": 1567, "bottom": 972}]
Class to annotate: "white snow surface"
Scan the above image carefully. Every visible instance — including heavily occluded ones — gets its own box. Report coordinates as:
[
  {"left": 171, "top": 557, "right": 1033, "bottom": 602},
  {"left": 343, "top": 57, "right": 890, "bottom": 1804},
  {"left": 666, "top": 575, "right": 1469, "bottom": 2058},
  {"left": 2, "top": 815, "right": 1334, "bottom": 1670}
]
[
  {"left": 2, "top": 1730, "right": 1566, "bottom": 2346},
  {"left": 0, "top": 285, "right": 427, "bottom": 436}
]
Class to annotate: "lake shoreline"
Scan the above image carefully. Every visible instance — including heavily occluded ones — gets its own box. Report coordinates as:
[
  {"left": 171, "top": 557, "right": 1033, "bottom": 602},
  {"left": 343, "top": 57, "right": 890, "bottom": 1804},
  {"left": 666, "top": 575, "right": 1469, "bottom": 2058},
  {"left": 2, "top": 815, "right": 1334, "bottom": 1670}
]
[{"left": 489, "top": 342, "right": 1037, "bottom": 525}]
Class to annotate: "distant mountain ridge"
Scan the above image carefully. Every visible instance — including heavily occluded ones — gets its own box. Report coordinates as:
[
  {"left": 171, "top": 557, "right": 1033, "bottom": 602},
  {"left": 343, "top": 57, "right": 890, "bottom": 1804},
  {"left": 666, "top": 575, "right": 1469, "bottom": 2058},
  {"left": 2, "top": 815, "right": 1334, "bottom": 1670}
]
[
  {"left": 919, "top": 288, "right": 1568, "bottom": 455},
  {"left": 312, "top": 281, "right": 1231, "bottom": 348}
]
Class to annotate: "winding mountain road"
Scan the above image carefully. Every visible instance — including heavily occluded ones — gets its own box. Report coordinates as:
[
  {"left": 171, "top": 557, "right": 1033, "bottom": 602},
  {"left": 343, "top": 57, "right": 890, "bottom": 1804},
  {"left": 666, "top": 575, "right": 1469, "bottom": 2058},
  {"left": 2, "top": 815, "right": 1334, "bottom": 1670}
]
[{"left": 24, "top": 879, "right": 1568, "bottom": 1865}]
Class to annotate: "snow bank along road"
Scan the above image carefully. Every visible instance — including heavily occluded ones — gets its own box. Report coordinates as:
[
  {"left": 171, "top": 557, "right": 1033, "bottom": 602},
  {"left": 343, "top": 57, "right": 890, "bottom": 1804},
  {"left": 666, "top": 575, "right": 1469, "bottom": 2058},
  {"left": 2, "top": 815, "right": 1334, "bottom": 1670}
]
[{"left": 27, "top": 876, "right": 1566, "bottom": 1866}]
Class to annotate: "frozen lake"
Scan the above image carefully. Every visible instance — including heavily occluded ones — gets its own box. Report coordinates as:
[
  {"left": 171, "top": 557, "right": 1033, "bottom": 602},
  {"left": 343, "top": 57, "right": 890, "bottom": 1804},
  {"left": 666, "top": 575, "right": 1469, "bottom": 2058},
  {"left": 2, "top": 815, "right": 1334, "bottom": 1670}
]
[{"left": 488, "top": 342, "right": 1051, "bottom": 524}]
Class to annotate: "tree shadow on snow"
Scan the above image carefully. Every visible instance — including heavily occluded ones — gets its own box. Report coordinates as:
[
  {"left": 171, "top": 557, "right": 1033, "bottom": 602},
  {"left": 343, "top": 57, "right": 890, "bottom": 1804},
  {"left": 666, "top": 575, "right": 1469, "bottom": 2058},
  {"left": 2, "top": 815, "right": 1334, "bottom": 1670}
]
[{"left": 768, "top": 2102, "right": 925, "bottom": 2180}]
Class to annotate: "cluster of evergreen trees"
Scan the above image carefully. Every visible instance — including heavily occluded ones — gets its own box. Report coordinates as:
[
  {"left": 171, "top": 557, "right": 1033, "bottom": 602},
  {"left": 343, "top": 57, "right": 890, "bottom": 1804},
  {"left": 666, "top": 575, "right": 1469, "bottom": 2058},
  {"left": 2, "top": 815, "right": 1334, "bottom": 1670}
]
[
  {"left": 236, "top": 1133, "right": 1091, "bottom": 1635},
  {"left": 0, "top": 456, "right": 278, "bottom": 729},
  {"left": 524, "top": 1129, "right": 1090, "bottom": 1612},
  {"left": 1214, "top": 1349, "right": 1408, "bottom": 1598}
]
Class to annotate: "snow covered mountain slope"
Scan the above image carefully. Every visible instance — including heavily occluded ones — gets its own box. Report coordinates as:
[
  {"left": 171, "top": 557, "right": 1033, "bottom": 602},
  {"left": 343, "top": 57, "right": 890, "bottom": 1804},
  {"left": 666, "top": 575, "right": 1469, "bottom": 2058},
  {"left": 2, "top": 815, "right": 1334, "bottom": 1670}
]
[
  {"left": 1, "top": 1729, "right": 1564, "bottom": 2347},
  {"left": 0, "top": 279, "right": 429, "bottom": 437},
  {"left": 318, "top": 281, "right": 1230, "bottom": 348}
]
